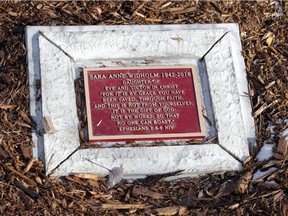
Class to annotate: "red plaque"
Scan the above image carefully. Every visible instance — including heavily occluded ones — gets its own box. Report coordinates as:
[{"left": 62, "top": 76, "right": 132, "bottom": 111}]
[{"left": 84, "top": 66, "right": 205, "bottom": 142}]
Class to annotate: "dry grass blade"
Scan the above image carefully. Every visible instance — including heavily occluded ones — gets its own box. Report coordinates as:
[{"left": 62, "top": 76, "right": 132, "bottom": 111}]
[
  {"left": 173, "top": 7, "right": 197, "bottom": 14},
  {"left": 253, "top": 100, "right": 279, "bottom": 117},
  {"left": 73, "top": 173, "right": 102, "bottom": 181},
  {"left": 0, "top": 104, "right": 17, "bottom": 109},
  {"left": 23, "top": 158, "right": 35, "bottom": 174},
  {"left": 102, "top": 203, "right": 148, "bottom": 209}
]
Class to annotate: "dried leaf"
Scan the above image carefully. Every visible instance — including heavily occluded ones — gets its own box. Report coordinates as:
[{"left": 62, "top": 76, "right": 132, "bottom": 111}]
[
  {"left": 213, "top": 180, "right": 236, "bottom": 200},
  {"left": 42, "top": 116, "right": 57, "bottom": 134},
  {"left": 243, "top": 156, "right": 253, "bottom": 166},
  {"left": 273, "top": 190, "right": 284, "bottom": 202},
  {"left": 1, "top": 74, "right": 13, "bottom": 84},
  {"left": 8, "top": 11, "right": 18, "bottom": 16},
  {"left": 236, "top": 171, "right": 252, "bottom": 193},
  {"left": 23, "top": 158, "right": 35, "bottom": 173},
  {"left": 171, "top": 37, "right": 183, "bottom": 41},
  {"left": 19, "top": 111, "right": 32, "bottom": 124},
  {"left": 228, "top": 203, "right": 240, "bottom": 209},
  {"left": 43, "top": 9, "right": 58, "bottom": 18},
  {"left": 276, "top": 139, "right": 288, "bottom": 156},
  {"left": 0, "top": 146, "right": 8, "bottom": 159},
  {"left": 155, "top": 206, "right": 179, "bottom": 216},
  {"left": 21, "top": 144, "right": 31, "bottom": 159},
  {"left": 273, "top": 153, "right": 286, "bottom": 160},
  {"left": 18, "top": 122, "right": 31, "bottom": 128},
  {"left": 35, "top": 176, "right": 42, "bottom": 185},
  {"left": 262, "top": 31, "right": 275, "bottom": 46},
  {"left": 178, "top": 206, "right": 187, "bottom": 216},
  {"left": 107, "top": 166, "right": 124, "bottom": 188}
]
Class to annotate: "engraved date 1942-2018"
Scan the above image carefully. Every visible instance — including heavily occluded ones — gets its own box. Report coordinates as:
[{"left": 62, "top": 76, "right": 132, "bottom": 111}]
[{"left": 84, "top": 66, "right": 205, "bottom": 142}]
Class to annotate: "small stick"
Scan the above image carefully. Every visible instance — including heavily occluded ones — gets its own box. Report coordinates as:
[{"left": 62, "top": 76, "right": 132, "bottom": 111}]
[
  {"left": 200, "top": 31, "right": 229, "bottom": 61},
  {"left": 86, "top": 158, "right": 111, "bottom": 172}
]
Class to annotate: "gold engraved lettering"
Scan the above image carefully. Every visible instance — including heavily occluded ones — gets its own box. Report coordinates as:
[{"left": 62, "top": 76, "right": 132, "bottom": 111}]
[
  {"left": 106, "top": 103, "right": 120, "bottom": 109},
  {"left": 138, "top": 91, "right": 157, "bottom": 96},
  {"left": 166, "top": 96, "right": 183, "bottom": 100},
  {"left": 89, "top": 74, "right": 106, "bottom": 79},
  {"left": 119, "top": 97, "right": 136, "bottom": 102},
  {"left": 102, "top": 97, "right": 117, "bottom": 103},
  {"left": 161, "top": 72, "right": 191, "bottom": 78},
  {"left": 105, "top": 86, "right": 128, "bottom": 91},
  {"left": 158, "top": 101, "right": 192, "bottom": 106},
  {"left": 133, "top": 114, "right": 153, "bottom": 119},
  {"left": 165, "top": 113, "right": 179, "bottom": 118},
  {"left": 141, "top": 102, "right": 158, "bottom": 107},
  {"left": 122, "top": 79, "right": 160, "bottom": 85},
  {"left": 159, "top": 84, "right": 178, "bottom": 89},
  {"left": 170, "top": 90, "right": 185, "bottom": 94},
  {"left": 130, "top": 85, "right": 151, "bottom": 90},
  {"left": 108, "top": 73, "right": 126, "bottom": 79},
  {"left": 126, "top": 109, "right": 139, "bottom": 113},
  {"left": 153, "top": 119, "right": 174, "bottom": 125},
  {"left": 140, "top": 120, "right": 152, "bottom": 125},
  {"left": 110, "top": 115, "right": 122, "bottom": 120},
  {"left": 93, "top": 104, "right": 105, "bottom": 109},
  {"left": 127, "top": 72, "right": 159, "bottom": 79},
  {"left": 139, "top": 108, "right": 153, "bottom": 113},
  {"left": 119, "top": 126, "right": 149, "bottom": 132},
  {"left": 138, "top": 96, "right": 165, "bottom": 102},
  {"left": 126, "top": 120, "right": 138, "bottom": 125},
  {"left": 100, "top": 92, "right": 114, "bottom": 97},
  {"left": 164, "top": 125, "right": 175, "bottom": 130}
]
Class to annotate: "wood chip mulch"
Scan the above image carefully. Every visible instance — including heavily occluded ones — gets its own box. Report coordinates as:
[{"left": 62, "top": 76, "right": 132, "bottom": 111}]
[{"left": 0, "top": 1, "right": 287, "bottom": 215}]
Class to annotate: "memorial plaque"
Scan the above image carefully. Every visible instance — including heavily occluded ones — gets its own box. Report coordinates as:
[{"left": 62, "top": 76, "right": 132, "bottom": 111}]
[
  {"left": 27, "top": 24, "right": 254, "bottom": 177},
  {"left": 84, "top": 66, "right": 205, "bottom": 142}
]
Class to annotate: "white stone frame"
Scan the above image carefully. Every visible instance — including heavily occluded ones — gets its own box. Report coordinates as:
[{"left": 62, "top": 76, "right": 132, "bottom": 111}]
[{"left": 26, "top": 24, "right": 255, "bottom": 178}]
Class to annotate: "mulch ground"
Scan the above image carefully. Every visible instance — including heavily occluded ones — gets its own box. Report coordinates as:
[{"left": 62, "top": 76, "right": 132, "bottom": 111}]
[{"left": 0, "top": 1, "right": 287, "bottom": 215}]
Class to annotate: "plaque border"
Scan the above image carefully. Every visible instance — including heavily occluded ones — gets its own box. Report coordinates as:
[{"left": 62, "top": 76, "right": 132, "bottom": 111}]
[{"left": 83, "top": 65, "right": 206, "bottom": 141}]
